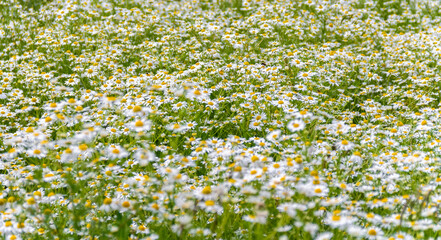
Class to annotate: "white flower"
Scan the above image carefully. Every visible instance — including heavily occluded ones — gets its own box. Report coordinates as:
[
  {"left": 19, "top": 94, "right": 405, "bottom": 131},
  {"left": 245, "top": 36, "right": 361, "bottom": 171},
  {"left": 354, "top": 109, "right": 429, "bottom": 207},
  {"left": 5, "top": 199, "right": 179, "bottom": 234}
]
[
  {"left": 249, "top": 120, "right": 263, "bottom": 130},
  {"left": 304, "top": 223, "right": 319, "bottom": 236},
  {"left": 166, "top": 122, "right": 188, "bottom": 133},
  {"left": 287, "top": 119, "right": 305, "bottom": 132},
  {"left": 266, "top": 129, "right": 281, "bottom": 142},
  {"left": 84, "top": 67, "right": 98, "bottom": 78},
  {"left": 107, "top": 145, "right": 129, "bottom": 159},
  {"left": 133, "top": 149, "right": 156, "bottom": 166},
  {"left": 198, "top": 200, "right": 223, "bottom": 214},
  {"left": 99, "top": 197, "right": 119, "bottom": 212},
  {"left": 336, "top": 139, "right": 354, "bottom": 151},
  {"left": 277, "top": 225, "right": 292, "bottom": 232},
  {"left": 316, "top": 232, "right": 333, "bottom": 240},
  {"left": 27, "top": 146, "right": 47, "bottom": 158},
  {"left": 416, "top": 119, "right": 433, "bottom": 131},
  {"left": 128, "top": 119, "right": 151, "bottom": 132},
  {"left": 243, "top": 211, "right": 268, "bottom": 224},
  {"left": 324, "top": 213, "right": 352, "bottom": 229}
]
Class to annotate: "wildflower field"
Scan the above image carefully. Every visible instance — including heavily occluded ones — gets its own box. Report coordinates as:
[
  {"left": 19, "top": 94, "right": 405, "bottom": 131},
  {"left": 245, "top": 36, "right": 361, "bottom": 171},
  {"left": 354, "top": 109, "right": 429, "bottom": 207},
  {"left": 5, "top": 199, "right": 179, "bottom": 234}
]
[{"left": 4, "top": 0, "right": 441, "bottom": 239}]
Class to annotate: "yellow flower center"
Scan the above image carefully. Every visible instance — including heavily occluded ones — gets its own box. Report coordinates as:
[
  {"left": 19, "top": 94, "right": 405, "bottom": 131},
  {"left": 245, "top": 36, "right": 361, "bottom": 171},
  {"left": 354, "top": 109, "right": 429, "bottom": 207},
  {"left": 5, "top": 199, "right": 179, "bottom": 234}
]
[
  {"left": 133, "top": 105, "right": 142, "bottom": 112},
  {"left": 122, "top": 201, "right": 130, "bottom": 208},
  {"left": 112, "top": 148, "right": 120, "bottom": 154},
  {"left": 201, "top": 186, "right": 212, "bottom": 195},
  {"left": 135, "top": 120, "right": 144, "bottom": 127},
  {"left": 79, "top": 144, "right": 88, "bottom": 151},
  {"left": 27, "top": 197, "right": 35, "bottom": 205},
  {"left": 368, "top": 229, "right": 377, "bottom": 236}
]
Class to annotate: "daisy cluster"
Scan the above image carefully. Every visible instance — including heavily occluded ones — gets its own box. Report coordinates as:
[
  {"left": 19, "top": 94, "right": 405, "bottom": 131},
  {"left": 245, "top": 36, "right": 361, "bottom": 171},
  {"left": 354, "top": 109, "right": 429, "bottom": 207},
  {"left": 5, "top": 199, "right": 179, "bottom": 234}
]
[{"left": 1, "top": 0, "right": 441, "bottom": 239}]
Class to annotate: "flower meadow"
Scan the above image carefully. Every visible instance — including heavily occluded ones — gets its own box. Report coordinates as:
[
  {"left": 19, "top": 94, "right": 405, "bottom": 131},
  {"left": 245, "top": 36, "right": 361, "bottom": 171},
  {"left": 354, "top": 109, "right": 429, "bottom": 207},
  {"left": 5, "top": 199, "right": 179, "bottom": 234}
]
[{"left": 4, "top": 0, "right": 441, "bottom": 239}]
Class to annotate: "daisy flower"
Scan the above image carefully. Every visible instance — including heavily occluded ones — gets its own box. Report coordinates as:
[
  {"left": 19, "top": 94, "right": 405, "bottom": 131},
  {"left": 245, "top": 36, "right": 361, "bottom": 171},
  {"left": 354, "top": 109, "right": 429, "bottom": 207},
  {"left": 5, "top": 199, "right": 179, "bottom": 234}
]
[
  {"left": 335, "top": 139, "right": 355, "bottom": 151},
  {"left": 127, "top": 119, "right": 152, "bottom": 132},
  {"left": 287, "top": 119, "right": 305, "bottom": 132},
  {"left": 266, "top": 129, "right": 282, "bottom": 142},
  {"left": 27, "top": 146, "right": 47, "bottom": 158},
  {"left": 107, "top": 145, "right": 129, "bottom": 159}
]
